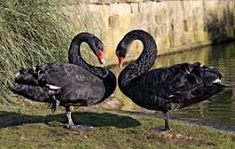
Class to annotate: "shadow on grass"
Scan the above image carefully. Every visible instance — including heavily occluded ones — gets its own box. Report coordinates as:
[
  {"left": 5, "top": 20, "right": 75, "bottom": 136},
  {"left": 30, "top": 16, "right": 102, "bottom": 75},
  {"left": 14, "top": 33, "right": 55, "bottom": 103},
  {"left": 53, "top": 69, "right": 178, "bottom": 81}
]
[{"left": 0, "top": 111, "right": 141, "bottom": 129}]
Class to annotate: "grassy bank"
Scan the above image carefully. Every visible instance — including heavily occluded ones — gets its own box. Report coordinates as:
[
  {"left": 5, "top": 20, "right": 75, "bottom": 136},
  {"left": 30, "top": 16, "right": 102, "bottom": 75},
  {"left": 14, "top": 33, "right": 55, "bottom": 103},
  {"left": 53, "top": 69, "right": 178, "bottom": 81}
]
[{"left": 0, "top": 102, "right": 234, "bottom": 149}]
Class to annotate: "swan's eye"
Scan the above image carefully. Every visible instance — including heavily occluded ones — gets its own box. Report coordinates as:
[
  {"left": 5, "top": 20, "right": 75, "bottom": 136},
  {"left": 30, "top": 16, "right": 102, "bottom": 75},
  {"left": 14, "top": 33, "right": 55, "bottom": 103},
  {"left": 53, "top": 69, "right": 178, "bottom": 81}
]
[{"left": 96, "top": 43, "right": 100, "bottom": 49}]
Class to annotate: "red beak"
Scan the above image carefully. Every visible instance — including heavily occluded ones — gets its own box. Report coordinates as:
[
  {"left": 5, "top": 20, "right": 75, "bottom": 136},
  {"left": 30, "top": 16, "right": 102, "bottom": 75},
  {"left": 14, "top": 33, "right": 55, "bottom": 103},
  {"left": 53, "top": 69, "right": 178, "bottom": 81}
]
[
  {"left": 118, "top": 56, "right": 124, "bottom": 68},
  {"left": 97, "top": 50, "right": 105, "bottom": 64}
]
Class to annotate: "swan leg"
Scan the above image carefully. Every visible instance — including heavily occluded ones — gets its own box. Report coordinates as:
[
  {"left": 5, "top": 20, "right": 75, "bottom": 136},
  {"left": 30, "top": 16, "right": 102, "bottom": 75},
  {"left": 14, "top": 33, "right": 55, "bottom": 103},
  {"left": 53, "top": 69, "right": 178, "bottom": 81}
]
[
  {"left": 65, "top": 106, "right": 93, "bottom": 131},
  {"left": 48, "top": 95, "right": 60, "bottom": 112},
  {"left": 151, "top": 111, "right": 171, "bottom": 132},
  {"left": 163, "top": 112, "right": 170, "bottom": 131}
]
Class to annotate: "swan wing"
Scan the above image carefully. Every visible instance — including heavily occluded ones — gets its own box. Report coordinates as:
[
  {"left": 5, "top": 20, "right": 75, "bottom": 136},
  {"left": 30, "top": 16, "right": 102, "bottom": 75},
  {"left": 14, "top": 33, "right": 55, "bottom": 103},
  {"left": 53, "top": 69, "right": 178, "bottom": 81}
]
[
  {"left": 12, "top": 63, "right": 106, "bottom": 104},
  {"left": 37, "top": 63, "right": 98, "bottom": 86},
  {"left": 127, "top": 62, "right": 224, "bottom": 110},
  {"left": 56, "top": 80, "right": 105, "bottom": 105},
  {"left": 150, "top": 63, "right": 222, "bottom": 96},
  {"left": 39, "top": 63, "right": 105, "bottom": 102}
]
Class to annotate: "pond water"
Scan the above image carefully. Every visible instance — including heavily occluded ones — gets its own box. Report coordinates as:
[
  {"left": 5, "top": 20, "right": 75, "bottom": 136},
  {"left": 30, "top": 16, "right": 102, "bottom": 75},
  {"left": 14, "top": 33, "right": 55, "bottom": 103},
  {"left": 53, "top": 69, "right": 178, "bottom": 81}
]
[{"left": 112, "top": 42, "right": 235, "bottom": 132}]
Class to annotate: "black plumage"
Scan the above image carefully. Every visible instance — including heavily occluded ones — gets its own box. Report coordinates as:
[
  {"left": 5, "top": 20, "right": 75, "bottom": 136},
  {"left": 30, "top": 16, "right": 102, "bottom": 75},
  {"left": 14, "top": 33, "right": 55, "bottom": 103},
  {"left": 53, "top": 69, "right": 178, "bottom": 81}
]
[
  {"left": 10, "top": 32, "right": 116, "bottom": 131},
  {"left": 116, "top": 30, "right": 224, "bottom": 130}
]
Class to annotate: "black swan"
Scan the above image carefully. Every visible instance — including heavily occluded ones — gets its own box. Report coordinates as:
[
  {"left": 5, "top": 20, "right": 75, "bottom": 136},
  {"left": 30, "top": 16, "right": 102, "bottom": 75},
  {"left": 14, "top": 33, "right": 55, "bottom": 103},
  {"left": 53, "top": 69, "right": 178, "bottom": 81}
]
[
  {"left": 116, "top": 30, "right": 224, "bottom": 130},
  {"left": 10, "top": 32, "right": 116, "bottom": 131}
]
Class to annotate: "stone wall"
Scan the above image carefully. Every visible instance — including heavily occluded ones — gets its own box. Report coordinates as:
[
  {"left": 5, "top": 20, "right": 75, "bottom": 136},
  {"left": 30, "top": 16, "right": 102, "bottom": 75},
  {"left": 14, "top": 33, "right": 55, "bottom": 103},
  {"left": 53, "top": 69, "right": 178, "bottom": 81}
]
[{"left": 61, "top": 0, "right": 235, "bottom": 65}]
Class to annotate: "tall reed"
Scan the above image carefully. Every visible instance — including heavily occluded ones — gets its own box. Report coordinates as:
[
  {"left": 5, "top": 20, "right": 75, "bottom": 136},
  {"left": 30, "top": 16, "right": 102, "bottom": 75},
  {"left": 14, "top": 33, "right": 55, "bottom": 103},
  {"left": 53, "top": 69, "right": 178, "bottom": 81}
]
[{"left": 0, "top": 0, "right": 72, "bottom": 102}]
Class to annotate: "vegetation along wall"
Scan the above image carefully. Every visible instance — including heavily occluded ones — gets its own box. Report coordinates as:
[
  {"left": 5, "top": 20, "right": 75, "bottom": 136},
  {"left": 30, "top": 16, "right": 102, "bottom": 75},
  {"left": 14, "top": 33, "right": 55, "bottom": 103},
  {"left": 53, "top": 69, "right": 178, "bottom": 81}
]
[{"left": 62, "top": 0, "right": 235, "bottom": 64}]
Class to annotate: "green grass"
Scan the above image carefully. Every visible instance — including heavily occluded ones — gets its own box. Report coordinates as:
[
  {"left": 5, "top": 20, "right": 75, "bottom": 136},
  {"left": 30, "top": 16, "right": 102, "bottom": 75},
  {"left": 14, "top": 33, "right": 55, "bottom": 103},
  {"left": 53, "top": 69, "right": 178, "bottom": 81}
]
[{"left": 0, "top": 102, "right": 234, "bottom": 149}]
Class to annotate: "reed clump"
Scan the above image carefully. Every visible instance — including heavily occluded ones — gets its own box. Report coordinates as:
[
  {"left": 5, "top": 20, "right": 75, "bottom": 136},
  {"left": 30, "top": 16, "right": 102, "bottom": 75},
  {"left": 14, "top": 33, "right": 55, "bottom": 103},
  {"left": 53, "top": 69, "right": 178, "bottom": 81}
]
[{"left": 0, "top": 0, "right": 72, "bottom": 102}]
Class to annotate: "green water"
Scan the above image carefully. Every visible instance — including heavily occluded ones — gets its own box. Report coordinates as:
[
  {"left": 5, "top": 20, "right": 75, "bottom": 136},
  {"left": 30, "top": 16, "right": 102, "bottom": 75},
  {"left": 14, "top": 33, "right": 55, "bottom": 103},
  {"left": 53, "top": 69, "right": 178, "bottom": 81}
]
[{"left": 112, "top": 42, "right": 235, "bottom": 132}]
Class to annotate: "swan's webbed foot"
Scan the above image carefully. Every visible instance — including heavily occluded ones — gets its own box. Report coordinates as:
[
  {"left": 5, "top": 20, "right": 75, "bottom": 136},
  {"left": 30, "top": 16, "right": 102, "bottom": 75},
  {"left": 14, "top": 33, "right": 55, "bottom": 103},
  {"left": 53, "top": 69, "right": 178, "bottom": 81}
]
[
  {"left": 66, "top": 124, "right": 93, "bottom": 131},
  {"left": 152, "top": 126, "right": 170, "bottom": 132}
]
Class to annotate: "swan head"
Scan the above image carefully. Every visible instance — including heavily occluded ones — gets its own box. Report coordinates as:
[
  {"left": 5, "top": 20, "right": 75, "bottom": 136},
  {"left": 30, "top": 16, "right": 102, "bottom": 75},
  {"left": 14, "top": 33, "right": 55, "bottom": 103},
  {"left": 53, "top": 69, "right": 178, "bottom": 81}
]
[
  {"left": 86, "top": 34, "right": 105, "bottom": 64},
  {"left": 116, "top": 45, "right": 126, "bottom": 68},
  {"left": 116, "top": 39, "right": 128, "bottom": 68}
]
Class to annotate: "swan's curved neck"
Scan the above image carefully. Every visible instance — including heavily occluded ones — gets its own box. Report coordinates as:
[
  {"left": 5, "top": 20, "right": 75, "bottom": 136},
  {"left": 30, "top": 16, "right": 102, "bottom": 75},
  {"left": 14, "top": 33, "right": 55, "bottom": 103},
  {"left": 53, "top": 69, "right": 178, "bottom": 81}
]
[
  {"left": 119, "top": 31, "right": 157, "bottom": 87},
  {"left": 68, "top": 33, "right": 108, "bottom": 78}
]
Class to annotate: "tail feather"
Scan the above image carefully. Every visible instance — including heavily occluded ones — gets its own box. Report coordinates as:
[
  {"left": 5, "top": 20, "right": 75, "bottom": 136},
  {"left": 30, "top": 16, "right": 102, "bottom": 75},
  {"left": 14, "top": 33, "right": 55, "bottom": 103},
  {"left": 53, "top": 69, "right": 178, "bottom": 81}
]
[
  {"left": 10, "top": 83, "right": 50, "bottom": 102},
  {"left": 196, "top": 64, "right": 223, "bottom": 85}
]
